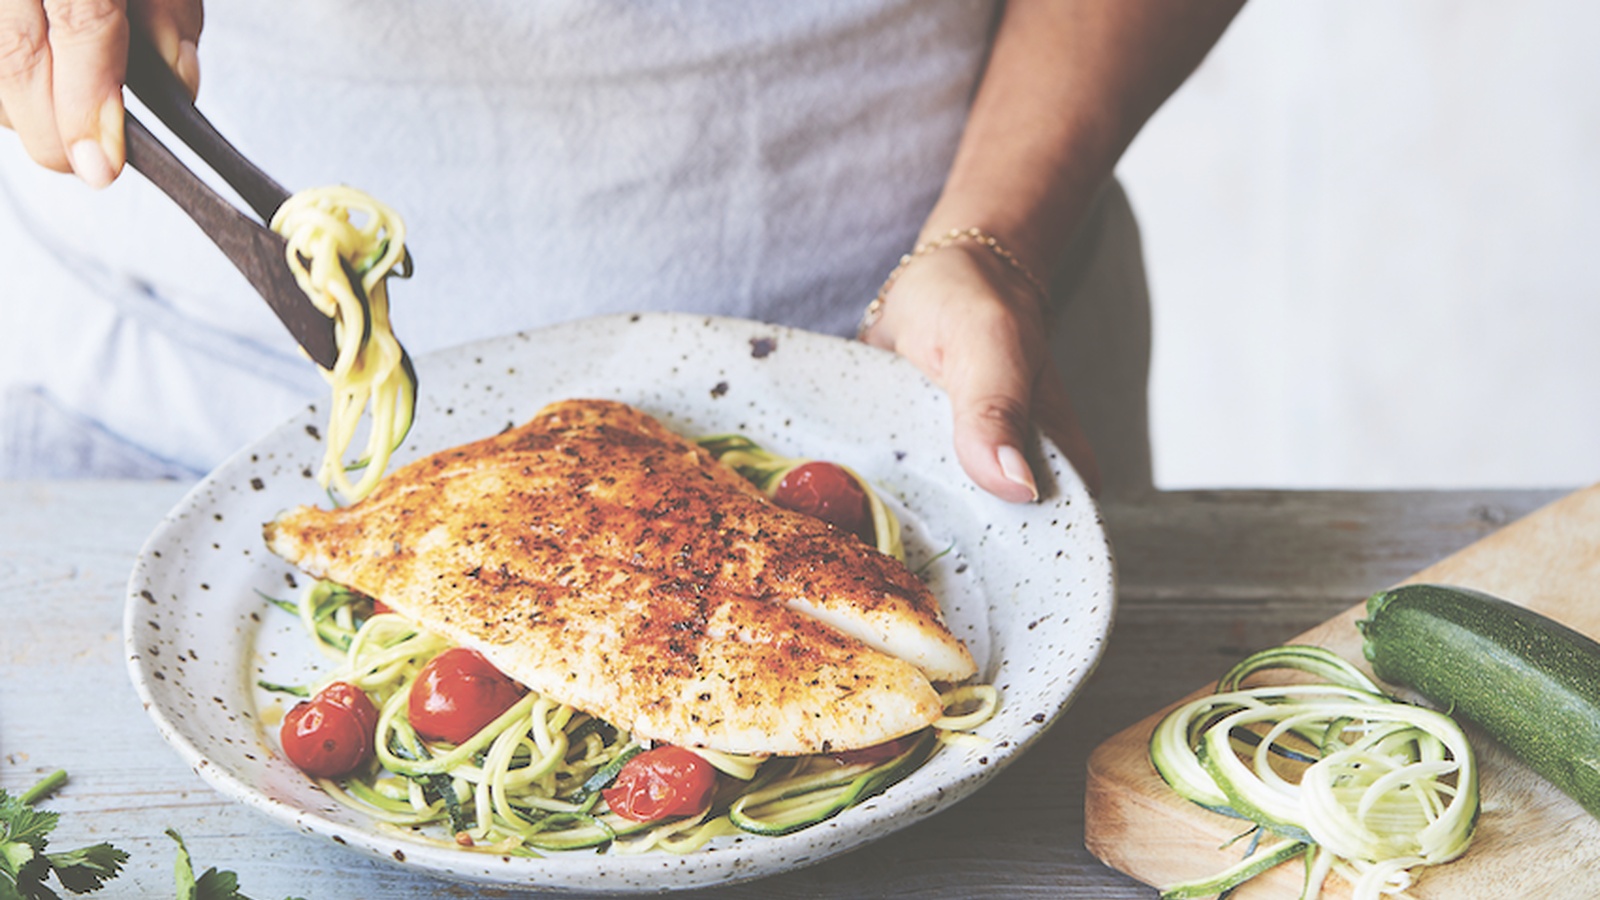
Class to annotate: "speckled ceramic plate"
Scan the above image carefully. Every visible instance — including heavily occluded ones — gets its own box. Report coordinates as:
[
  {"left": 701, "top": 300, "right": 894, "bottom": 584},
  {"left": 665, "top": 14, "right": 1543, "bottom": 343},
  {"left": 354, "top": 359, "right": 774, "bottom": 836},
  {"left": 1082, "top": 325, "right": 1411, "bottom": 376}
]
[{"left": 125, "top": 312, "right": 1115, "bottom": 894}]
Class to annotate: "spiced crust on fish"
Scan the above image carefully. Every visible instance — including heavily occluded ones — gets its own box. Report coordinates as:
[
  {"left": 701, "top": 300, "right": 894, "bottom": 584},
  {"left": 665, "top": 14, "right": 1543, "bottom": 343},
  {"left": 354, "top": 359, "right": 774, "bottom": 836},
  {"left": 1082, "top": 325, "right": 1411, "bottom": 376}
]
[{"left": 264, "top": 399, "right": 976, "bottom": 755}]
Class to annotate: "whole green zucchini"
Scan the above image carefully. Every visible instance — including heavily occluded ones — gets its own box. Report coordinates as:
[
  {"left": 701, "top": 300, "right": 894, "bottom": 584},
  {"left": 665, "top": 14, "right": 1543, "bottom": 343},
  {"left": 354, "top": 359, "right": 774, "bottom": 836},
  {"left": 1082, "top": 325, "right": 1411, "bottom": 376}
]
[{"left": 1358, "top": 582, "right": 1600, "bottom": 819}]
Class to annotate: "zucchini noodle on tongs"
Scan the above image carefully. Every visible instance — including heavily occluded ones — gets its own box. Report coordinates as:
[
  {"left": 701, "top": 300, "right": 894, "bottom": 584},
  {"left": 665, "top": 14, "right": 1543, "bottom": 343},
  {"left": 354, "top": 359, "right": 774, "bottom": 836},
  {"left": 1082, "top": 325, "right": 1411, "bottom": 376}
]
[{"left": 271, "top": 185, "right": 417, "bottom": 504}]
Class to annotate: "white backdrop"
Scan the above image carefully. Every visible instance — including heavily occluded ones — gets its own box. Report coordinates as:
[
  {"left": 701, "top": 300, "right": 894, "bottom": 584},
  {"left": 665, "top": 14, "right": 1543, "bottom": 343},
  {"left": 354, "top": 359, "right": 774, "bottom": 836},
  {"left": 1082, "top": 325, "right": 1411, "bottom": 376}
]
[{"left": 1120, "top": 0, "right": 1600, "bottom": 490}]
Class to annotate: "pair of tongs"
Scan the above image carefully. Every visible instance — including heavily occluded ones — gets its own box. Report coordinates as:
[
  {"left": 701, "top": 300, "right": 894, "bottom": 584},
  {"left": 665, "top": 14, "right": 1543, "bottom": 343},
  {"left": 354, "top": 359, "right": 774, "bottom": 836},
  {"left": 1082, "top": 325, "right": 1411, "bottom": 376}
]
[{"left": 121, "top": 35, "right": 339, "bottom": 368}]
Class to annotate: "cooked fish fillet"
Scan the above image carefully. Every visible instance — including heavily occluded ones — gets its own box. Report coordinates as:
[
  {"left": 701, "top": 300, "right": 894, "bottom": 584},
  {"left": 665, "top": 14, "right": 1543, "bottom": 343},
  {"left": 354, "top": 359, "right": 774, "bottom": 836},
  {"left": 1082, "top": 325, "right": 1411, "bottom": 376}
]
[{"left": 263, "top": 398, "right": 976, "bottom": 754}]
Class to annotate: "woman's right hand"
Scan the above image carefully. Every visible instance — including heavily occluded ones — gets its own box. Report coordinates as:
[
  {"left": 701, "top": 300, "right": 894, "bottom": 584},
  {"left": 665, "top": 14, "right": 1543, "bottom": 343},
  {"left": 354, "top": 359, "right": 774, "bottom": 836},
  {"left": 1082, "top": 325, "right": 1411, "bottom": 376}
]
[{"left": 0, "top": 0, "right": 202, "bottom": 187}]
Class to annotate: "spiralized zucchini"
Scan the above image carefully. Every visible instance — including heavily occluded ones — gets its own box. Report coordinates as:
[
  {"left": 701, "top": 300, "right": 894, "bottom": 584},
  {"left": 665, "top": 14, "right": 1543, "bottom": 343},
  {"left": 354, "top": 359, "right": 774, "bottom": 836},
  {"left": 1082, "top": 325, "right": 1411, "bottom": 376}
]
[
  {"left": 270, "top": 185, "right": 416, "bottom": 504},
  {"left": 270, "top": 582, "right": 983, "bottom": 855},
  {"left": 1150, "top": 645, "right": 1478, "bottom": 900},
  {"left": 264, "top": 441, "right": 1000, "bottom": 855}
]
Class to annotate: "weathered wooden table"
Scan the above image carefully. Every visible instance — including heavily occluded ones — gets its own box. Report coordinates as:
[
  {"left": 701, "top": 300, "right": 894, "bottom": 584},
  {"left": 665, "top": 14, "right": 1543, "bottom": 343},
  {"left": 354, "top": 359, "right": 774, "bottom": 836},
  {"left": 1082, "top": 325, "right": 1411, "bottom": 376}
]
[{"left": 0, "top": 480, "right": 1567, "bottom": 898}]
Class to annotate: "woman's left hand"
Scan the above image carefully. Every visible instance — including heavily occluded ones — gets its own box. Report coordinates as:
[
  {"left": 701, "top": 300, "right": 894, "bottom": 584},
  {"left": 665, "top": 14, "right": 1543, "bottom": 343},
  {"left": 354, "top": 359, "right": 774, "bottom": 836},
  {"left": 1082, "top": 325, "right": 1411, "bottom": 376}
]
[
  {"left": 860, "top": 239, "right": 1101, "bottom": 502},
  {"left": 867, "top": 0, "right": 1244, "bottom": 503}
]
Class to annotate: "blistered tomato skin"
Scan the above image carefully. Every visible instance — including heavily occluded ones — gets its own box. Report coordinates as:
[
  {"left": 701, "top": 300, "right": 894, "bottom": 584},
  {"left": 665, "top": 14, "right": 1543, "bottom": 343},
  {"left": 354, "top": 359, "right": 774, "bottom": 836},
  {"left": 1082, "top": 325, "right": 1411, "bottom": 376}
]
[
  {"left": 602, "top": 745, "right": 720, "bottom": 822},
  {"left": 409, "top": 647, "right": 528, "bottom": 745},
  {"left": 281, "top": 681, "right": 379, "bottom": 778},
  {"left": 772, "top": 461, "right": 874, "bottom": 545}
]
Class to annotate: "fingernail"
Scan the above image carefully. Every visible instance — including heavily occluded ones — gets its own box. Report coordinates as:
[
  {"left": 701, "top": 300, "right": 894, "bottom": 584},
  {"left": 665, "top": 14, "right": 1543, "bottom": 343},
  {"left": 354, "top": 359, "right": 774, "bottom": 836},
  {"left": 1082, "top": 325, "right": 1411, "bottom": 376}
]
[
  {"left": 997, "top": 445, "right": 1039, "bottom": 502},
  {"left": 70, "top": 139, "right": 114, "bottom": 189},
  {"left": 176, "top": 40, "right": 201, "bottom": 95}
]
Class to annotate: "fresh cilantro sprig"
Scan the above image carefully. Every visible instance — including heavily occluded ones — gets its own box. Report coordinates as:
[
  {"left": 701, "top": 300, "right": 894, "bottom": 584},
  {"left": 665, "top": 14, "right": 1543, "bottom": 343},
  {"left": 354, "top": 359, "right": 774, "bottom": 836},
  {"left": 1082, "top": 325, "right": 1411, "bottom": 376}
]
[
  {"left": 0, "top": 770, "right": 128, "bottom": 900},
  {"left": 1, "top": 770, "right": 301, "bottom": 900}
]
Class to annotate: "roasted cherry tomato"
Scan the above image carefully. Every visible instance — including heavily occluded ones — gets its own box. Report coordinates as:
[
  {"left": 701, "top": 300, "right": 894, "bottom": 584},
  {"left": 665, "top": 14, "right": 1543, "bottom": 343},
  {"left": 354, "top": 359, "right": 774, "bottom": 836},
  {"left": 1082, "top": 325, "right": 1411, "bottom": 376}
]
[
  {"left": 602, "top": 745, "right": 719, "bottom": 822},
  {"left": 370, "top": 599, "right": 393, "bottom": 616},
  {"left": 830, "top": 732, "right": 921, "bottom": 767},
  {"left": 408, "top": 648, "right": 527, "bottom": 744},
  {"left": 281, "top": 681, "right": 379, "bottom": 778},
  {"left": 772, "top": 461, "right": 874, "bottom": 544}
]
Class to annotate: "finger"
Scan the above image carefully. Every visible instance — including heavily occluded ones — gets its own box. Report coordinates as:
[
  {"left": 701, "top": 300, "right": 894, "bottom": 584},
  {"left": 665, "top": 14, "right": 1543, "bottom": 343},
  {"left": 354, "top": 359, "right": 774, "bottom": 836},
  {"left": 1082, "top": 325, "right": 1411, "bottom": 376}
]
[
  {"left": 1031, "top": 358, "right": 1102, "bottom": 496},
  {"left": 941, "top": 312, "right": 1041, "bottom": 504},
  {"left": 46, "top": 0, "right": 130, "bottom": 187},
  {"left": 0, "top": 1, "right": 71, "bottom": 170},
  {"left": 129, "top": 0, "right": 201, "bottom": 97}
]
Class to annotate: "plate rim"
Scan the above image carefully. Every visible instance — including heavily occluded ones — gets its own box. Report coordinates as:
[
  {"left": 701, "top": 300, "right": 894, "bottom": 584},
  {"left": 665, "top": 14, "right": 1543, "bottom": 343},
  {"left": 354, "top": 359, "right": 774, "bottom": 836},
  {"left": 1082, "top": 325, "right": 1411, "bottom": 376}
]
[{"left": 123, "top": 311, "right": 1117, "bottom": 892}]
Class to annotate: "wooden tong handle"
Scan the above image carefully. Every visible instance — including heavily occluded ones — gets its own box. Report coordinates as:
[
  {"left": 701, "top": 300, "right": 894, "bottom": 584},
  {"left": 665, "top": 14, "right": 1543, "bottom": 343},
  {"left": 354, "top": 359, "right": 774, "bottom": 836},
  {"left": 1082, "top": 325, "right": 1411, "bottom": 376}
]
[
  {"left": 122, "top": 113, "right": 338, "bottom": 369},
  {"left": 124, "top": 35, "right": 290, "bottom": 222}
]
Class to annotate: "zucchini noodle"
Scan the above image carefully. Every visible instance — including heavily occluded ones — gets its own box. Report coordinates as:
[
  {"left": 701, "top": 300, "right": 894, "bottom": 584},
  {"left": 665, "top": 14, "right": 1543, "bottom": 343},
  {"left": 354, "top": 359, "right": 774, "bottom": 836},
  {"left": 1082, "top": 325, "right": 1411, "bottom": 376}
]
[
  {"left": 1150, "top": 645, "right": 1479, "bottom": 900},
  {"left": 934, "top": 684, "right": 1000, "bottom": 731},
  {"left": 270, "top": 185, "right": 416, "bottom": 504},
  {"left": 268, "top": 583, "right": 991, "bottom": 855},
  {"left": 264, "top": 439, "right": 1000, "bottom": 855}
]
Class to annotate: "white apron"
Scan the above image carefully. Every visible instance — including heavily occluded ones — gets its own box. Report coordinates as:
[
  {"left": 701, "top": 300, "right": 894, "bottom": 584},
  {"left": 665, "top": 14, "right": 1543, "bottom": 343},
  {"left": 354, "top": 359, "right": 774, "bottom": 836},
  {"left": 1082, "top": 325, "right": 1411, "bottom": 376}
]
[{"left": 0, "top": 0, "right": 1150, "bottom": 492}]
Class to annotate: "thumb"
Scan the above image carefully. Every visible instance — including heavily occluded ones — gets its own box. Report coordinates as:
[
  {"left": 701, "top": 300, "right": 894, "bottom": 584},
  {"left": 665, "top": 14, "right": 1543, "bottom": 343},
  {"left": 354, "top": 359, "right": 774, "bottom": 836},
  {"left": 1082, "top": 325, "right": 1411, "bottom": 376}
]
[{"left": 945, "top": 339, "right": 1042, "bottom": 504}]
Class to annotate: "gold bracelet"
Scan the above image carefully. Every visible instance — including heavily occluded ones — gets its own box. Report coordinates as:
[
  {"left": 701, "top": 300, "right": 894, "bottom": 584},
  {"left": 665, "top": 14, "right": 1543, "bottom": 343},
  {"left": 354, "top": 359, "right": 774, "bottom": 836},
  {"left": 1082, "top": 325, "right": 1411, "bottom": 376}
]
[{"left": 857, "top": 226, "right": 1048, "bottom": 338}]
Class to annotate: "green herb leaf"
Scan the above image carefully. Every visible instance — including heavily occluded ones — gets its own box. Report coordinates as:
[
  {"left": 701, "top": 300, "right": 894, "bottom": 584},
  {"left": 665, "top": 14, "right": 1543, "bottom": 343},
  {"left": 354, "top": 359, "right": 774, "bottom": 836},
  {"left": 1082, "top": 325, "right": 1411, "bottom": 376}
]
[
  {"left": 44, "top": 844, "right": 127, "bottom": 894},
  {"left": 167, "top": 830, "right": 197, "bottom": 900},
  {"left": 167, "top": 828, "right": 307, "bottom": 900},
  {"left": 0, "top": 797, "right": 59, "bottom": 855},
  {"left": 192, "top": 865, "right": 244, "bottom": 900},
  {"left": 169, "top": 829, "right": 252, "bottom": 900},
  {"left": 1, "top": 771, "right": 128, "bottom": 899}
]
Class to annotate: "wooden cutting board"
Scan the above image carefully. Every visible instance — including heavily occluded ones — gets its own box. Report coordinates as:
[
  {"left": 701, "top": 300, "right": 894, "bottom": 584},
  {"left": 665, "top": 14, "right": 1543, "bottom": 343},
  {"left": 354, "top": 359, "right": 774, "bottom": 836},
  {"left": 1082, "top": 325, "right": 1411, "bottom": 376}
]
[{"left": 1085, "top": 483, "right": 1600, "bottom": 898}]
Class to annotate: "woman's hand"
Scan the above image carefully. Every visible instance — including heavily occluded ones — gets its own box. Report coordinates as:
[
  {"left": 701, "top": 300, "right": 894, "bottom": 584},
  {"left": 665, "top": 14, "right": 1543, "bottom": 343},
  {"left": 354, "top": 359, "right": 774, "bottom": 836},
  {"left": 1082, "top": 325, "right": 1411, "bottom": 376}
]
[
  {"left": 860, "top": 239, "right": 1102, "bottom": 502},
  {"left": 873, "top": 0, "right": 1242, "bottom": 503},
  {"left": 0, "top": 0, "right": 202, "bottom": 186}
]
